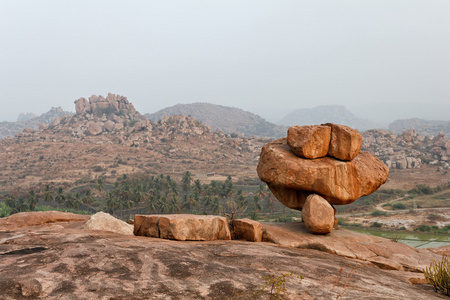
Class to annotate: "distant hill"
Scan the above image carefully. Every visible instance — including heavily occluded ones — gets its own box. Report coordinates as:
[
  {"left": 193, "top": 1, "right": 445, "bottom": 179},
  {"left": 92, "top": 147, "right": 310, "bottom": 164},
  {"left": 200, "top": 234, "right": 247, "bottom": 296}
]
[
  {"left": 0, "top": 107, "right": 72, "bottom": 140},
  {"left": 145, "top": 102, "right": 286, "bottom": 138},
  {"left": 278, "top": 105, "right": 381, "bottom": 131},
  {"left": 389, "top": 118, "right": 450, "bottom": 137}
]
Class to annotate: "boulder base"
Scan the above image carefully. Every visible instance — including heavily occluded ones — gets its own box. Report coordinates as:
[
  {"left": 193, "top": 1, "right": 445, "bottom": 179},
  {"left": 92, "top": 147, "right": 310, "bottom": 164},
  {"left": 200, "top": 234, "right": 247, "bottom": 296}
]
[
  {"left": 134, "top": 214, "right": 231, "bottom": 241},
  {"left": 302, "top": 194, "right": 334, "bottom": 234}
]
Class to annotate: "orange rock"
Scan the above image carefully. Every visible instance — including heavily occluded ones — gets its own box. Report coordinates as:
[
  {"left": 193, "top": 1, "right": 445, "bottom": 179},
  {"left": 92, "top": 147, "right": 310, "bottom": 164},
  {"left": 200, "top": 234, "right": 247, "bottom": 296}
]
[
  {"left": 134, "top": 214, "right": 231, "bottom": 241},
  {"left": 302, "top": 194, "right": 334, "bottom": 234},
  {"left": 257, "top": 138, "right": 389, "bottom": 205},
  {"left": 232, "top": 218, "right": 263, "bottom": 242},
  {"left": 287, "top": 125, "right": 331, "bottom": 159},
  {"left": 325, "top": 123, "right": 362, "bottom": 161}
]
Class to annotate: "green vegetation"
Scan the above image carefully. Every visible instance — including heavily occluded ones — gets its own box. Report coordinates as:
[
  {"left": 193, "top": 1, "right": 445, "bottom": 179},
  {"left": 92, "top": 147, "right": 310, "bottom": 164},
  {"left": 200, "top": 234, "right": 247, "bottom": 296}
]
[
  {"left": 424, "top": 256, "right": 450, "bottom": 296},
  {"left": 1, "top": 172, "right": 293, "bottom": 221}
]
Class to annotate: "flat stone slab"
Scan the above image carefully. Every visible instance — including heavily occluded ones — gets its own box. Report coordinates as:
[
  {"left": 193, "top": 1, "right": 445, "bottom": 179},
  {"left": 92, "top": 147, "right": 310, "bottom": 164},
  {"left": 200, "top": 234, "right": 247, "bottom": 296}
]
[
  {"left": 134, "top": 214, "right": 231, "bottom": 241},
  {"left": 262, "top": 222, "right": 441, "bottom": 272}
]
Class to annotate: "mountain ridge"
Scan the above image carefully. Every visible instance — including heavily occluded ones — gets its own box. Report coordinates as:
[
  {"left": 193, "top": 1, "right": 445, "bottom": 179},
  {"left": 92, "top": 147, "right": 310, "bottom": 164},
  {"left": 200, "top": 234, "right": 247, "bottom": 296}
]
[
  {"left": 145, "top": 102, "right": 287, "bottom": 138},
  {"left": 278, "top": 105, "right": 381, "bottom": 131}
]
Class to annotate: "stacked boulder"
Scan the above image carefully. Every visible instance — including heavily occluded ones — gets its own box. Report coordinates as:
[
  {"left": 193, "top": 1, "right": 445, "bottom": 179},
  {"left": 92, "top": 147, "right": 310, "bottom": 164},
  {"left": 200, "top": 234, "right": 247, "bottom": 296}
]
[{"left": 257, "top": 123, "right": 389, "bottom": 234}]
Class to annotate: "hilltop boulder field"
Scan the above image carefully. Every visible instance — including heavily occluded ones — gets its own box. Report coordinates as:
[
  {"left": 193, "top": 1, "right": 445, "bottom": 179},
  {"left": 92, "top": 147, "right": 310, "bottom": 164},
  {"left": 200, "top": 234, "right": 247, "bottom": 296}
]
[{"left": 257, "top": 123, "right": 389, "bottom": 234}]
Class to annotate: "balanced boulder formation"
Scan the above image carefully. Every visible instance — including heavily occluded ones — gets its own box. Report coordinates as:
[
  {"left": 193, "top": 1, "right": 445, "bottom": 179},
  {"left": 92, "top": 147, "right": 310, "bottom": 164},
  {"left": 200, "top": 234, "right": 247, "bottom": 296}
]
[{"left": 257, "top": 123, "right": 389, "bottom": 234}]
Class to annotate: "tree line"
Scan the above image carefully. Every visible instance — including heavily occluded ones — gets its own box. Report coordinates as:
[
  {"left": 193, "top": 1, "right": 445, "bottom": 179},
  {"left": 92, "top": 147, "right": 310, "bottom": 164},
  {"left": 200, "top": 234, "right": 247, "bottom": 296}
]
[{"left": 2, "top": 171, "right": 289, "bottom": 220}]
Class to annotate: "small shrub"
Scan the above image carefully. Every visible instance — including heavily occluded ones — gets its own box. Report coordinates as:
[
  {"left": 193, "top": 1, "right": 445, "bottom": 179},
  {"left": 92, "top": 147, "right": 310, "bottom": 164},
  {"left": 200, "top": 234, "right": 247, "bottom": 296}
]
[
  {"left": 416, "top": 224, "right": 431, "bottom": 232},
  {"left": 392, "top": 203, "right": 406, "bottom": 210},
  {"left": 371, "top": 222, "right": 382, "bottom": 228},
  {"left": 371, "top": 210, "right": 387, "bottom": 217},
  {"left": 424, "top": 256, "right": 450, "bottom": 296}
]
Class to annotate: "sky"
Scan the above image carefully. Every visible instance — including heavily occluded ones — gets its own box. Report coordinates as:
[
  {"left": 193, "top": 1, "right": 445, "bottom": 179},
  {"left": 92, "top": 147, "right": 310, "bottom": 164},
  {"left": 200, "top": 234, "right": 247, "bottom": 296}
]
[{"left": 1, "top": 0, "right": 449, "bottom": 124}]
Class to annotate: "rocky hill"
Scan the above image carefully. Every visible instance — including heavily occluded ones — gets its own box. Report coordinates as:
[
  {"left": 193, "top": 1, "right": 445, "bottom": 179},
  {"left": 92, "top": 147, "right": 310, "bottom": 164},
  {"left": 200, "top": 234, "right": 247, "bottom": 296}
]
[
  {"left": 145, "top": 102, "right": 286, "bottom": 138},
  {"left": 362, "top": 129, "right": 450, "bottom": 171},
  {"left": 0, "top": 94, "right": 268, "bottom": 190},
  {"left": 0, "top": 107, "right": 72, "bottom": 140},
  {"left": 389, "top": 118, "right": 450, "bottom": 137},
  {"left": 0, "top": 93, "right": 448, "bottom": 192},
  {"left": 279, "top": 105, "right": 381, "bottom": 131}
]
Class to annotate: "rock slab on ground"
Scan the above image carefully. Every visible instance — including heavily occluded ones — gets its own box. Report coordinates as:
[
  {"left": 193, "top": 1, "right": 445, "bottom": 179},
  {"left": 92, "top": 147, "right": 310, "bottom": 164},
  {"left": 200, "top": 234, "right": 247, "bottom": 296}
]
[
  {"left": 134, "top": 214, "right": 231, "bottom": 241},
  {"left": 84, "top": 212, "right": 133, "bottom": 235},
  {"left": 232, "top": 218, "right": 263, "bottom": 242}
]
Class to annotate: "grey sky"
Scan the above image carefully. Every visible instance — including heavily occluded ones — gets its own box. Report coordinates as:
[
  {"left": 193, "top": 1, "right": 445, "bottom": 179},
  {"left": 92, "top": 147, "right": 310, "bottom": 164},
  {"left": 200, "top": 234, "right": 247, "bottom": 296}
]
[{"left": 1, "top": 1, "right": 449, "bottom": 123}]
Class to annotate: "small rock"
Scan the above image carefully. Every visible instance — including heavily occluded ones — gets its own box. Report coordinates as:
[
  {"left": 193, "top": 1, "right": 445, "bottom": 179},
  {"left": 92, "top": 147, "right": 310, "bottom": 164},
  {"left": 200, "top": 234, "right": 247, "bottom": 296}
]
[
  {"left": 232, "top": 218, "right": 263, "bottom": 242},
  {"left": 302, "top": 194, "right": 334, "bottom": 234},
  {"left": 20, "top": 279, "right": 42, "bottom": 297},
  {"left": 84, "top": 212, "right": 133, "bottom": 235}
]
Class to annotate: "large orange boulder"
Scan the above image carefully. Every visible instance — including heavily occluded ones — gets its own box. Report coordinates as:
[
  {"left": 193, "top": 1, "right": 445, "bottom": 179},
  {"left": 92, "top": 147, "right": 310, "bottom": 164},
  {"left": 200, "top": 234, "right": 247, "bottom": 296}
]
[
  {"left": 287, "top": 125, "right": 331, "bottom": 159},
  {"left": 257, "top": 138, "right": 389, "bottom": 205}
]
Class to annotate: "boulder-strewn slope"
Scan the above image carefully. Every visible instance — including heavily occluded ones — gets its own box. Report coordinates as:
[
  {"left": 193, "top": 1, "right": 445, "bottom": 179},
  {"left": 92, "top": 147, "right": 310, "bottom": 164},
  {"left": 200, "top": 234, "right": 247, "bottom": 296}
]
[
  {"left": 0, "top": 211, "right": 444, "bottom": 299},
  {"left": 0, "top": 94, "right": 268, "bottom": 190},
  {"left": 0, "top": 107, "right": 72, "bottom": 140},
  {"left": 279, "top": 105, "right": 380, "bottom": 131},
  {"left": 389, "top": 118, "right": 450, "bottom": 137},
  {"left": 146, "top": 102, "right": 287, "bottom": 138}
]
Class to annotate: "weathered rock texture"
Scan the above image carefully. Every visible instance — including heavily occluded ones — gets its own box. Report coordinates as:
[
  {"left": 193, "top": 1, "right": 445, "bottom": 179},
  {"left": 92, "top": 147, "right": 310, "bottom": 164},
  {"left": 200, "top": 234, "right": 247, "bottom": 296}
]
[
  {"left": 0, "top": 211, "right": 90, "bottom": 231},
  {"left": 258, "top": 138, "right": 389, "bottom": 204},
  {"left": 287, "top": 125, "right": 331, "bottom": 159},
  {"left": 302, "top": 194, "right": 335, "bottom": 234},
  {"left": 326, "top": 123, "right": 363, "bottom": 161},
  {"left": 258, "top": 124, "right": 389, "bottom": 234},
  {"left": 0, "top": 213, "right": 444, "bottom": 300},
  {"left": 134, "top": 214, "right": 231, "bottom": 241},
  {"left": 232, "top": 218, "right": 263, "bottom": 242},
  {"left": 83, "top": 212, "right": 133, "bottom": 235}
]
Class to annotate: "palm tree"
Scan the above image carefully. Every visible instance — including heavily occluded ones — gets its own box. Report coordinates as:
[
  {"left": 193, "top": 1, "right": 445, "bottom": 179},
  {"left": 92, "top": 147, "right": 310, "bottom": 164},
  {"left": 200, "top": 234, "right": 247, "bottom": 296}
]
[
  {"left": 181, "top": 171, "right": 192, "bottom": 193},
  {"left": 105, "top": 192, "right": 118, "bottom": 215},
  {"left": 82, "top": 189, "right": 95, "bottom": 206},
  {"left": 27, "top": 190, "right": 38, "bottom": 211},
  {"left": 73, "top": 192, "right": 83, "bottom": 209},
  {"left": 43, "top": 184, "right": 54, "bottom": 203},
  {"left": 96, "top": 177, "right": 105, "bottom": 197},
  {"left": 55, "top": 187, "right": 66, "bottom": 207}
]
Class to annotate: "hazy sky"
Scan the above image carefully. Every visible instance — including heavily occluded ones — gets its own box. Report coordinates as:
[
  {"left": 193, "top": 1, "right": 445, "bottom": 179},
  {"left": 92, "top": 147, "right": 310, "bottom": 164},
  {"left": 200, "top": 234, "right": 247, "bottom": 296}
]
[{"left": 1, "top": 1, "right": 449, "bottom": 123}]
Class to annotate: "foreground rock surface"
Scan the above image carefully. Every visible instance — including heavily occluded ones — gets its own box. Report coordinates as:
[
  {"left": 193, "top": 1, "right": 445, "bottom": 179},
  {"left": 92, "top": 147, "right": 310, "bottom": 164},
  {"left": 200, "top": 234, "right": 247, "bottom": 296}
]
[
  {"left": 83, "top": 212, "right": 133, "bottom": 235},
  {"left": 134, "top": 214, "right": 231, "bottom": 241},
  {"left": 257, "top": 138, "right": 389, "bottom": 204},
  {"left": 0, "top": 213, "right": 445, "bottom": 299}
]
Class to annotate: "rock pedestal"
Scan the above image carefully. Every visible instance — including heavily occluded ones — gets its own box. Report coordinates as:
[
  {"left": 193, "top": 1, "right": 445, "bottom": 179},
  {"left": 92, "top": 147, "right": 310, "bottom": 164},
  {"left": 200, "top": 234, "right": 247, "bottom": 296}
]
[{"left": 257, "top": 123, "right": 389, "bottom": 234}]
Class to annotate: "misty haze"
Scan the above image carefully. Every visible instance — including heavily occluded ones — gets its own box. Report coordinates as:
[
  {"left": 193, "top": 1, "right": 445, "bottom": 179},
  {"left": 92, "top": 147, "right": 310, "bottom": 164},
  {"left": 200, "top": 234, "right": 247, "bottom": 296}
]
[{"left": 0, "top": 1, "right": 449, "bottom": 299}]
